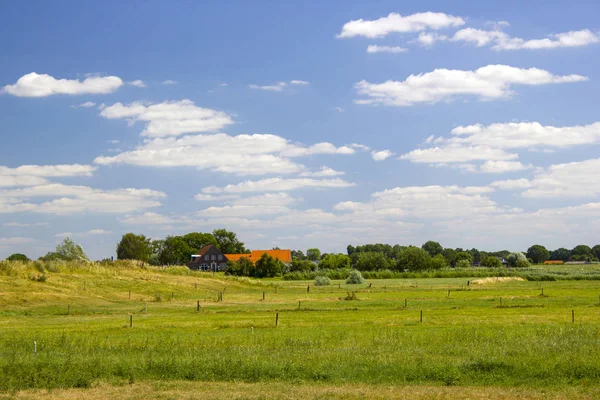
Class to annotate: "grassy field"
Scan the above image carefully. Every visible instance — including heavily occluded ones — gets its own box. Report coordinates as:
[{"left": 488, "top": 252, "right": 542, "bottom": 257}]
[{"left": 1, "top": 261, "right": 600, "bottom": 398}]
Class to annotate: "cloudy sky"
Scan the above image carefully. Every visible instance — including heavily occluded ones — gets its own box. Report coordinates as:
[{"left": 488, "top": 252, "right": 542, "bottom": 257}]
[{"left": 1, "top": 1, "right": 600, "bottom": 259}]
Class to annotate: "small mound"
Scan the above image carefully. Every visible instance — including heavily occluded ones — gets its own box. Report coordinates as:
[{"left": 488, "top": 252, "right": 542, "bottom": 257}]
[{"left": 471, "top": 277, "right": 525, "bottom": 285}]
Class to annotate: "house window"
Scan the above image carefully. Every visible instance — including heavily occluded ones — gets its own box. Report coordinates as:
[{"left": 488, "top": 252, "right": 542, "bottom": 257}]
[
  {"left": 218, "top": 255, "right": 223, "bottom": 261},
  {"left": 211, "top": 255, "right": 216, "bottom": 260},
  {"left": 205, "top": 255, "right": 209, "bottom": 261}
]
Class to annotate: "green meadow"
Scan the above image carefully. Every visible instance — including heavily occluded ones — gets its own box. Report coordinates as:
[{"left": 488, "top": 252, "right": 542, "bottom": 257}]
[{"left": 1, "top": 261, "right": 600, "bottom": 399}]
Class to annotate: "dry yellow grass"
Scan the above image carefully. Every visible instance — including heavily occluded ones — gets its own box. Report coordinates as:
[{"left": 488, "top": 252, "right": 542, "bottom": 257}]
[
  {"left": 2, "top": 381, "right": 599, "bottom": 400},
  {"left": 471, "top": 277, "right": 526, "bottom": 285}
]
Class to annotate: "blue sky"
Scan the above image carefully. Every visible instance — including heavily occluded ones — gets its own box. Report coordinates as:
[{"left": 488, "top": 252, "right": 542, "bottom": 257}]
[{"left": 1, "top": 0, "right": 600, "bottom": 260}]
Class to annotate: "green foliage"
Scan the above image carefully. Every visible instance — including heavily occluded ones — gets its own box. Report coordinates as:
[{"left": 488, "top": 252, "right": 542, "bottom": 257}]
[
  {"left": 213, "top": 229, "right": 248, "bottom": 254},
  {"left": 507, "top": 252, "right": 530, "bottom": 268},
  {"left": 291, "top": 250, "right": 306, "bottom": 260},
  {"left": 40, "top": 238, "right": 89, "bottom": 262},
  {"left": 481, "top": 257, "right": 502, "bottom": 268},
  {"left": 7, "top": 253, "right": 29, "bottom": 262},
  {"left": 116, "top": 233, "right": 152, "bottom": 262},
  {"left": 319, "top": 254, "right": 351, "bottom": 269},
  {"left": 289, "top": 259, "right": 316, "bottom": 272},
  {"left": 345, "top": 269, "right": 365, "bottom": 284},
  {"left": 429, "top": 254, "right": 448, "bottom": 270},
  {"left": 571, "top": 244, "right": 592, "bottom": 258},
  {"left": 253, "top": 253, "right": 284, "bottom": 278},
  {"left": 306, "top": 248, "right": 321, "bottom": 261},
  {"left": 353, "top": 252, "right": 392, "bottom": 271},
  {"left": 396, "top": 246, "right": 431, "bottom": 271},
  {"left": 422, "top": 241, "right": 443, "bottom": 257},
  {"left": 455, "top": 251, "right": 474, "bottom": 264},
  {"left": 550, "top": 248, "right": 571, "bottom": 262},
  {"left": 225, "top": 257, "right": 254, "bottom": 276},
  {"left": 314, "top": 275, "right": 331, "bottom": 286},
  {"left": 526, "top": 245, "right": 549, "bottom": 264},
  {"left": 442, "top": 248, "right": 457, "bottom": 267},
  {"left": 157, "top": 236, "right": 193, "bottom": 265},
  {"left": 455, "top": 259, "right": 471, "bottom": 269}
]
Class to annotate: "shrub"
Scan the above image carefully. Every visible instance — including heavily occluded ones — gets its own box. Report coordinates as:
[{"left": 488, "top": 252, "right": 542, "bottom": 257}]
[
  {"left": 289, "top": 259, "right": 316, "bottom": 272},
  {"left": 353, "top": 252, "right": 392, "bottom": 271},
  {"left": 396, "top": 246, "right": 432, "bottom": 271},
  {"left": 429, "top": 254, "right": 448, "bottom": 270},
  {"left": 7, "top": 253, "right": 29, "bottom": 262},
  {"left": 346, "top": 270, "right": 365, "bottom": 284},
  {"left": 481, "top": 257, "right": 502, "bottom": 268},
  {"left": 314, "top": 276, "right": 331, "bottom": 286},
  {"left": 319, "top": 254, "right": 351, "bottom": 270},
  {"left": 455, "top": 260, "right": 471, "bottom": 269}
]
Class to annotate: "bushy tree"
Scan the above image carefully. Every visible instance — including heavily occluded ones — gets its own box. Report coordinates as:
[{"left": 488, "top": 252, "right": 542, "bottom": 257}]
[
  {"left": 254, "top": 253, "right": 284, "bottom": 278},
  {"left": 526, "top": 245, "right": 549, "bottom": 264},
  {"left": 481, "top": 256, "right": 502, "bottom": 268},
  {"left": 455, "top": 259, "right": 471, "bottom": 268},
  {"left": 157, "top": 236, "right": 194, "bottom": 265},
  {"left": 442, "top": 248, "right": 457, "bottom": 267},
  {"left": 41, "top": 238, "right": 89, "bottom": 262},
  {"left": 571, "top": 245, "right": 593, "bottom": 261},
  {"left": 319, "top": 254, "right": 350, "bottom": 269},
  {"left": 429, "top": 254, "right": 448, "bottom": 270},
  {"left": 289, "top": 259, "right": 316, "bottom": 272},
  {"left": 346, "top": 270, "right": 365, "bottom": 284},
  {"left": 183, "top": 232, "right": 217, "bottom": 250},
  {"left": 213, "top": 229, "right": 248, "bottom": 254},
  {"left": 291, "top": 250, "right": 306, "bottom": 260},
  {"left": 306, "top": 248, "right": 321, "bottom": 261},
  {"left": 421, "top": 241, "right": 443, "bottom": 257},
  {"left": 354, "top": 252, "right": 392, "bottom": 271},
  {"left": 506, "top": 252, "right": 529, "bottom": 268},
  {"left": 116, "top": 233, "right": 152, "bottom": 262},
  {"left": 225, "top": 257, "right": 254, "bottom": 276},
  {"left": 455, "top": 251, "right": 474, "bottom": 265},
  {"left": 592, "top": 245, "right": 600, "bottom": 261},
  {"left": 7, "top": 253, "right": 29, "bottom": 262},
  {"left": 396, "top": 246, "right": 431, "bottom": 271},
  {"left": 550, "top": 248, "right": 571, "bottom": 262}
]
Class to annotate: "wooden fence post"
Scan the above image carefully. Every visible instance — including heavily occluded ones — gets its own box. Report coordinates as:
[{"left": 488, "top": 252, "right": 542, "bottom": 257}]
[
  {"left": 307, "top": 285, "right": 310, "bottom": 293},
  {"left": 197, "top": 300, "right": 201, "bottom": 312},
  {"left": 298, "top": 300, "right": 301, "bottom": 308},
  {"left": 172, "top": 292, "right": 174, "bottom": 300},
  {"left": 275, "top": 313, "right": 279, "bottom": 327},
  {"left": 447, "top": 289, "right": 450, "bottom": 298},
  {"left": 572, "top": 310, "right": 575, "bottom": 323},
  {"left": 130, "top": 315, "right": 133, "bottom": 328},
  {"left": 404, "top": 298, "right": 407, "bottom": 307},
  {"left": 128, "top": 290, "right": 131, "bottom": 299},
  {"left": 263, "top": 292, "right": 265, "bottom": 300},
  {"left": 420, "top": 310, "right": 423, "bottom": 323},
  {"left": 500, "top": 297, "right": 502, "bottom": 307}
]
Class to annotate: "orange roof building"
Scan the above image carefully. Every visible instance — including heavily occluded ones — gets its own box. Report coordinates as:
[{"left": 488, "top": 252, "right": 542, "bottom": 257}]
[{"left": 224, "top": 249, "right": 292, "bottom": 265}]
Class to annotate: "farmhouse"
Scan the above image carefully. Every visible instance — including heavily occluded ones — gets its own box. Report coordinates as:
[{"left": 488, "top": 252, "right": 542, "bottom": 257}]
[
  {"left": 188, "top": 244, "right": 228, "bottom": 271},
  {"left": 225, "top": 249, "right": 292, "bottom": 266}
]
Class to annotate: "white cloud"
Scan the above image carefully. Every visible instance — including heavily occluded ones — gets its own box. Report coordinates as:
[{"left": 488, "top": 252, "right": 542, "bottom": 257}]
[
  {"left": 3, "top": 222, "right": 49, "bottom": 227},
  {"left": 417, "top": 32, "right": 447, "bottom": 46},
  {"left": 77, "top": 101, "right": 96, "bottom": 108},
  {"left": 281, "top": 142, "right": 355, "bottom": 157},
  {"left": 161, "top": 80, "right": 179, "bottom": 85},
  {"left": 354, "top": 65, "right": 587, "bottom": 106},
  {"left": 194, "top": 193, "right": 241, "bottom": 201},
  {"left": 490, "top": 178, "right": 532, "bottom": 190},
  {"left": 99, "top": 100, "right": 234, "bottom": 137},
  {"left": 0, "top": 176, "right": 49, "bottom": 188},
  {"left": 197, "top": 205, "right": 290, "bottom": 218},
  {"left": 228, "top": 193, "right": 298, "bottom": 207},
  {"left": 335, "top": 107, "right": 345, "bottom": 112},
  {"left": 0, "top": 184, "right": 166, "bottom": 215},
  {"left": 128, "top": 80, "right": 146, "bottom": 88},
  {"left": 366, "top": 45, "right": 407, "bottom": 54},
  {"left": 337, "top": 12, "right": 465, "bottom": 38},
  {"left": 201, "top": 177, "right": 355, "bottom": 194},
  {"left": 0, "top": 164, "right": 96, "bottom": 188},
  {"left": 2, "top": 72, "right": 123, "bottom": 97},
  {"left": 107, "top": 139, "right": 120, "bottom": 144},
  {"left": 300, "top": 166, "right": 345, "bottom": 177},
  {"left": 400, "top": 145, "right": 517, "bottom": 164},
  {"left": 290, "top": 80, "right": 310, "bottom": 85},
  {"left": 371, "top": 149, "right": 395, "bottom": 161},
  {"left": 452, "top": 28, "right": 600, "bottom": 51},
  {"left": 83, "top": 229, "right": 111, "bottom": 236},
  {"left": 249, "top": 82, "right": 287, "bottom": 91},
  {"left": 120, "top": 212, "right": 178, "bottom": 225},
  {"left": 479, "top": 160, "right": 531, "bottom": 173},
  {"left": 523, "top": 158, "right": 600, "bottom": 198},
  {"left": 0, "top": 237, "right": 34, "bottom": 245}
]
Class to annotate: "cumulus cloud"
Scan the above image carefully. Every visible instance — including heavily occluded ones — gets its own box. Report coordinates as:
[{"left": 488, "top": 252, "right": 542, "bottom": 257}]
[
  {"left": 0, "top": 184, "right": 166, "bottom": 215},
  {"left": 2, "top": 72, "right": 123, "bottom": 97},
  {"left": 128, "top": 80, "right": 146, "bottom": 88},
  {"left": 337, "top": 12, "right": 465, "bottom": 38},
  {"left": 249, "top": 80, "right": 309, "bottom": 91},
  {"left": 523, "top": 158, "right": 600, "bottom": 198},
  {"left": 77, "top": 101, "right": 96, "bottom": 108},
  {"left": 371, "top": 150, "right": 395, "bottom": 161},
  {"left": 366, "top": 45, "right": 407, "bottom": 54},
  {"left": 416, "top": 32, "right": 447, "bottom": 46},
  {"left": 400, "top": 145, "right": 517, "bottom": 164},
  {"left": 452, "top": 28, "right": 600, "bottom": 50},
  {"left": 490, "top": 178, "right": 532, "bottom": 190},
  {"left": 354, "top": 65, "right": 587, "bottom": 106},
  {"left": 0, "top": 164, "right": 96, "bottom": 188},
  {"left": 300, "top": 166, "right": 345, "bottom": 177},
  {"left": 290, "top": 80, "right": 310, "bottom": 85},
  {"left": 201, "top": 177, "right": 355, "bottom": 194},
  {"left": 479, "top": 160, "right": 531, "bottom": 173},
  {"left": 94, "top": 133, "right": 356, "bottom": 176},
  {"left": 99, "top": 100, "right": 234, "bottom": 137}
]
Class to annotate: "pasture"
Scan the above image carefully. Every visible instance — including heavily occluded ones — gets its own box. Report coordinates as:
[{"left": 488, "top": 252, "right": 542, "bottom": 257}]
[{"left": 1, "top": 261, "right": 600, "bottom": 399}]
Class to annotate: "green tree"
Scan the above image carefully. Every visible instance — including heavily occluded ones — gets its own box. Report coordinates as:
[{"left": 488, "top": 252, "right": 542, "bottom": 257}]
[
  {"left": 455, "top": 251, "right": 474, "bottom": 265},
  {"left": 116, "top": 233, "right": 152, "bottom": 262},
  {"left": 319, "top": 253, "right": 350, "bottom": 269},
  {"left": 306, "top": 248, "right": 321, "bottom": 261},
  {"left": 455, "top": 259, "right": 471, "bottom": 268},
  {"left": 429, "top": 254, "right": 448, "bottom": 270},
  {"left": 396, "top": 246, "right": 432, "bottom": 271},
  {"left": 182, "top": 232, "right": 217, "bottom": 251},
  {"left": 289, "top": 259, "right": 316, "bottom": 272},
  {"left": 354, "top": 252, "right": 392, "bottom": 271},
  {"left": 526, "top": 244, "right": 549, "bottom": 264},
  {"left": 550, "top": 248, "right": 571, "bottom": 262},
  {"left": 571, "top": 245, "right": 592, "bottom": 261},
  {"left": 346, "top": 245, "right": 356, "bottom": 256},
  {"left": 346, "top": 269, "right": 365, "bottom": 284},
  {"left": 41, "top": 238, "right": 89, "bottom": 262},
  {"left": 421, "top": 241, "right": 443, "bottom": 257},
  {"left": 225, "top": 257, "right": 254, "bottom": 276},
  {"left": 254, "top": 253, "right": 284, "bottom": 278},
  {"left": 592, "top": 245, "right": 600, "bottom": 261},
  {"left": 291, "top": 250, "right": 306, "bottom": 260},
  {"left": 7, "top": 253, "right": 29, "bottom": 262},
  {"left": 212, "top": 229, "right": 249, "bottom": 254},
  {"left": 507, "top": 252, "right": 529, "bottom": 268},
  {"left": 442, "top": 248, "right": 457, "bottom": 267},
  {"left": 158, "top": 236, "right": 194, "bottom": 265},
  {"left": 481, "top": 257, "right": 502, "bottom": 268}
]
